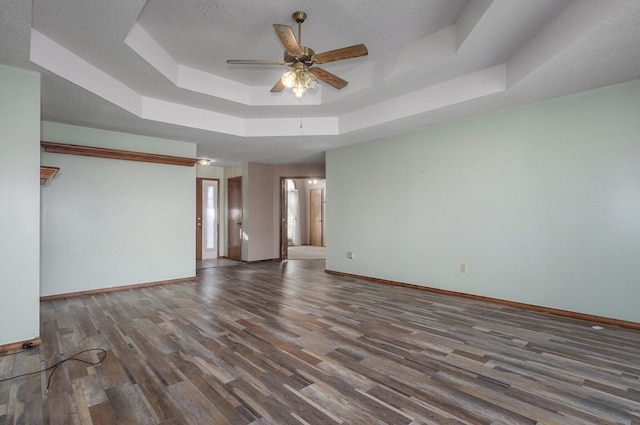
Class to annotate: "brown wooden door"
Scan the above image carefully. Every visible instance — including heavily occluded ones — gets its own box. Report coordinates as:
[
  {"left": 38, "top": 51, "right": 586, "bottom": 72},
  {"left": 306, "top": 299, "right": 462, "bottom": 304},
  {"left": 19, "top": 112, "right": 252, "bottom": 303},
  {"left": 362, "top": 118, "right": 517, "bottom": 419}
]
[
  {"left": 227, "top": 176, "right": 243, "bottom": 260},
  {"left": 310, "top": 188, "right": 323, "bottom": 246},
  {"left": 196, "top": 179, "right": 203, "bottom": 260}
]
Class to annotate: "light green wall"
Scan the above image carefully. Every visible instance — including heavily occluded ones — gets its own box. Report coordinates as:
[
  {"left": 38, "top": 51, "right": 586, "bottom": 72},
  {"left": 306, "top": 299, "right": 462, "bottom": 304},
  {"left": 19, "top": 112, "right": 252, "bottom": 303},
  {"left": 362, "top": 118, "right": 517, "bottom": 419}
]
[
  {"left": 327, "top": 79, "right": 640, "bottom": 323},
  {"left": 0, "top": 65, "right": 41, "bottom": 345},
  {"left": 43, "top": 121, "right": 194, "bottom": 157},
  {"left": 40, "top": 123, "right": 197, "bottom": 296}
]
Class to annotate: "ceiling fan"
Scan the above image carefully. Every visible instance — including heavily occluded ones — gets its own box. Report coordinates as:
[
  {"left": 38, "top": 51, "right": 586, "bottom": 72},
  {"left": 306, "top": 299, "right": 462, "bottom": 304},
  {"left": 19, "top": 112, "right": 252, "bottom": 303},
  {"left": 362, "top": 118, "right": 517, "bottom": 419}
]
[{"left": 227, "top": 11, "right": 368, "bottom": 97}]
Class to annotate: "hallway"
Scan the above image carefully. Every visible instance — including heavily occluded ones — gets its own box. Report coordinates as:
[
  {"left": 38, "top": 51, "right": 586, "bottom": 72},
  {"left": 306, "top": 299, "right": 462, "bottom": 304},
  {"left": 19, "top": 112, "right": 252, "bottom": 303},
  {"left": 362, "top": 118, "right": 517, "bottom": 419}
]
[{"left": 287, "top": 245, "right": 326, "bottom": 260}]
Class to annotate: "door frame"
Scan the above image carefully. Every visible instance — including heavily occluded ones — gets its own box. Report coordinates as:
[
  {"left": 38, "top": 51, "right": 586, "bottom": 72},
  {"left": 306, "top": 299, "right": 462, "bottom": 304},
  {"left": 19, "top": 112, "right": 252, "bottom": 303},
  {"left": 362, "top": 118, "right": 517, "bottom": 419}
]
[
  {"left": 196, "top": 178, "right": 220, "bottom": 260},
  {"left": 279, "top": 176, "right": 325, "bottom": 261}
]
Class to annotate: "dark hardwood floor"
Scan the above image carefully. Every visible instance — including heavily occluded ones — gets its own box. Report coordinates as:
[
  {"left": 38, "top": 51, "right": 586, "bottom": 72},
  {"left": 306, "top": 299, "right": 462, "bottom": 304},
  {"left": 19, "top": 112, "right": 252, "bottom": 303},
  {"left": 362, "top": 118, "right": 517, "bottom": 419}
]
[{"left": 2, "top": 260, "right": 640, "bottom": 424}]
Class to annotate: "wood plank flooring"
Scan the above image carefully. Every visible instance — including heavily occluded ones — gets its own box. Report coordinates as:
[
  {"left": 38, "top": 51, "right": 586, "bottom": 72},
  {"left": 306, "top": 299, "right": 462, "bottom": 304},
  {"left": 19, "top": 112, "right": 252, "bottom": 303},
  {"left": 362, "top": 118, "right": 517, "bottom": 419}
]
[{"left": 2, "top": 259, "right": 640, "bottom": 424}]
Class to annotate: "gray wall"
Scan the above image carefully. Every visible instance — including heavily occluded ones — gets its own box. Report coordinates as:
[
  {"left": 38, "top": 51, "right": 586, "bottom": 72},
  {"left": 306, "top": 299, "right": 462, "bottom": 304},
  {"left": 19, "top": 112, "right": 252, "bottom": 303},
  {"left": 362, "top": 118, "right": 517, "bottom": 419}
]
[
  {"left": 327, "top": 79, "right": 640, "bottom": 323},
  {"left": 0, "top": 65, "right": 41, "bottom": 345}
]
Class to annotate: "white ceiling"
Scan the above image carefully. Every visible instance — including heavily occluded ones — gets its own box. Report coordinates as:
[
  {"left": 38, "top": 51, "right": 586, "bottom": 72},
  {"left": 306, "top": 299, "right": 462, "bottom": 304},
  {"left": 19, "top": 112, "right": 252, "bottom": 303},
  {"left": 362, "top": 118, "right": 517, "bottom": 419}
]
[{"left": 2, "top": 0, "right": 640, "bottom": 165}]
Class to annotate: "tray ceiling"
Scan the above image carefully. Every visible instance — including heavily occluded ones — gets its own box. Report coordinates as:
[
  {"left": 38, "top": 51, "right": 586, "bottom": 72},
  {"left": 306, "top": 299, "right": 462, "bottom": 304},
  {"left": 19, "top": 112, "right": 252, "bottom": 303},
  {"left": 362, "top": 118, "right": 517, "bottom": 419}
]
[{"left": 2, "top": 0, "right": 640, "bottom": 165}]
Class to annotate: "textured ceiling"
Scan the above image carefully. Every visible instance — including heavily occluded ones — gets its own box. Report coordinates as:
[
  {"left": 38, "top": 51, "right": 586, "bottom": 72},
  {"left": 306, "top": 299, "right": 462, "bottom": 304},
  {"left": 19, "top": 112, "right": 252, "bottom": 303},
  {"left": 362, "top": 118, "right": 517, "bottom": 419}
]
[{"left": 2, "top": 0, "right": 640, "bottom": 165}]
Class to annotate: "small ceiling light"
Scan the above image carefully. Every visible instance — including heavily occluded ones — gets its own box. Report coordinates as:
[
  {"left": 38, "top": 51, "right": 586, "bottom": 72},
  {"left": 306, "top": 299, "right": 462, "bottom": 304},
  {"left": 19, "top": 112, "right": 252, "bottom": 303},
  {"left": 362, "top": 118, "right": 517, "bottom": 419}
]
[
  {"left": 281, "top": 62, "right": 318, "bottom": 97},
  {"left": 281, "top": 70, "right": 296, "bottom": 88},
  {"left": 307, "top": 74, "right": 318, "bottom": 90},
  {"left": 293, "top": 80, "right": 306, "bottom": 98},
  {"left": 198, "top": 159, "right": 212, "bottom": 166}
]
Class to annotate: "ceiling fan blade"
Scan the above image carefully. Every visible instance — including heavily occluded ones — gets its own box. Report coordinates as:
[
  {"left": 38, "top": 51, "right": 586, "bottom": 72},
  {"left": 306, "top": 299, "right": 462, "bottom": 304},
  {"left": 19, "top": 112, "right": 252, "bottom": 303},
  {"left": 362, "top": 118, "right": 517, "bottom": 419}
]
[
  {"left": 270, "top": 79, "right": 286, "bottom": 93},
  {"left": 314, "top": 44, "right": 368, "bottom": 64},
  {"left": 309, "top": 67, "right": 348, "bottom": 90},
  {"left": 273, "top": 24, "right": 302, "bottom": 57},
  {"left": 227, "top": 59, "right": 286, "bottom": 65}
]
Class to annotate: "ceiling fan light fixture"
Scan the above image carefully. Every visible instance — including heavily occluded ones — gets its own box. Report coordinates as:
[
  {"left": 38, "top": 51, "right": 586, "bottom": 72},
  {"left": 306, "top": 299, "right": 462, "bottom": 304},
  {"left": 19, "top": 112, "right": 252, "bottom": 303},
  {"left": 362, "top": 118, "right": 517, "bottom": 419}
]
[
  {"left": 228, "top": 11, "right": 368, "bottom": 97},
  {"left": 305, "top": 72, "right": 318, "bottom": 89},
  {"left": 293, "top": 80, "right": 306, "bottom": 97},
  {"left": 281, "top": 70, "right": 296, "bottom": 88},
  {"left": 282, "top": 63, "right": 319, "bottom": 97}
]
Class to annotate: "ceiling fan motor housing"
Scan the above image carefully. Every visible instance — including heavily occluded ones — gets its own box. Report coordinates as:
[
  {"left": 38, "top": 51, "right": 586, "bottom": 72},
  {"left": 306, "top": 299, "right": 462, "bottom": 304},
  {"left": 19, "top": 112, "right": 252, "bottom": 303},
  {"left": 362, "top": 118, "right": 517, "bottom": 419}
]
[{"left": 284, "top": 46, "right": 315, "bottom": 64}]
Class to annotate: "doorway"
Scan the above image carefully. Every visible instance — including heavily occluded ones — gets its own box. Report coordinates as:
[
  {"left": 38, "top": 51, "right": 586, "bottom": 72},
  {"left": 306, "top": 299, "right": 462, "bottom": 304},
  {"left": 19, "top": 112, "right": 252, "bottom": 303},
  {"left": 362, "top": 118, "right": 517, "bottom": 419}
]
[
  {"left": 227, "top": 176, "right": 243, "bottom": 261},
  {"left": 196, "top": 178, "right": 219, "bottom": 260},
  {"left": 280, "top": 177, "right": 325, "bottom": 260}
]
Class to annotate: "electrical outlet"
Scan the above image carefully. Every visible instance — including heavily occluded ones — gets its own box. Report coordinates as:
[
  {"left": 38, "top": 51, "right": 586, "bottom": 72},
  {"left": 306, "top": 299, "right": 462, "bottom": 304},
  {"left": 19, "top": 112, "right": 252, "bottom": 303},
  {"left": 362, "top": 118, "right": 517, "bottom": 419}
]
[{"left": 460, "top": 264, "right": 467, "bottom": 273}]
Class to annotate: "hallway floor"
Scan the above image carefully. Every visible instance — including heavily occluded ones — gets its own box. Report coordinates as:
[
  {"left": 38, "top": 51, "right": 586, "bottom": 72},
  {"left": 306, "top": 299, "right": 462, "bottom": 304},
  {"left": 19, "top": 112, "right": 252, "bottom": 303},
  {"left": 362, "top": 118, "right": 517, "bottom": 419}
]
[{"left": 287, "top": 245, "right": 326, "bottom": 260}]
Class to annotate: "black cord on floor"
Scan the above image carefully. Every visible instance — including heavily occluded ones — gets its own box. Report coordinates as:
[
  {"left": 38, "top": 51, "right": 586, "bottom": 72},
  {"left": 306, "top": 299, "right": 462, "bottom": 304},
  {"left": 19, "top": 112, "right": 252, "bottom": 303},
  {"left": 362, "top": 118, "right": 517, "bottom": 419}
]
[
  {"left": 0, "top": 348, "right": 107, "bottom": 394},
  {"left": 0, "top": 349, "right": 31, "bottom": 357}
]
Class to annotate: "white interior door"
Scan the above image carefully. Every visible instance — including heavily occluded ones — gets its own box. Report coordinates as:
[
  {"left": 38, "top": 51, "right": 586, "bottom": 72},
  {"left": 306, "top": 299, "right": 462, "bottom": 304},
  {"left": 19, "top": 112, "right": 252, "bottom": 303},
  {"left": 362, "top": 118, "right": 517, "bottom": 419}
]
[{"left": 202, "top": 180, "right": 218, "bottom": 259}]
